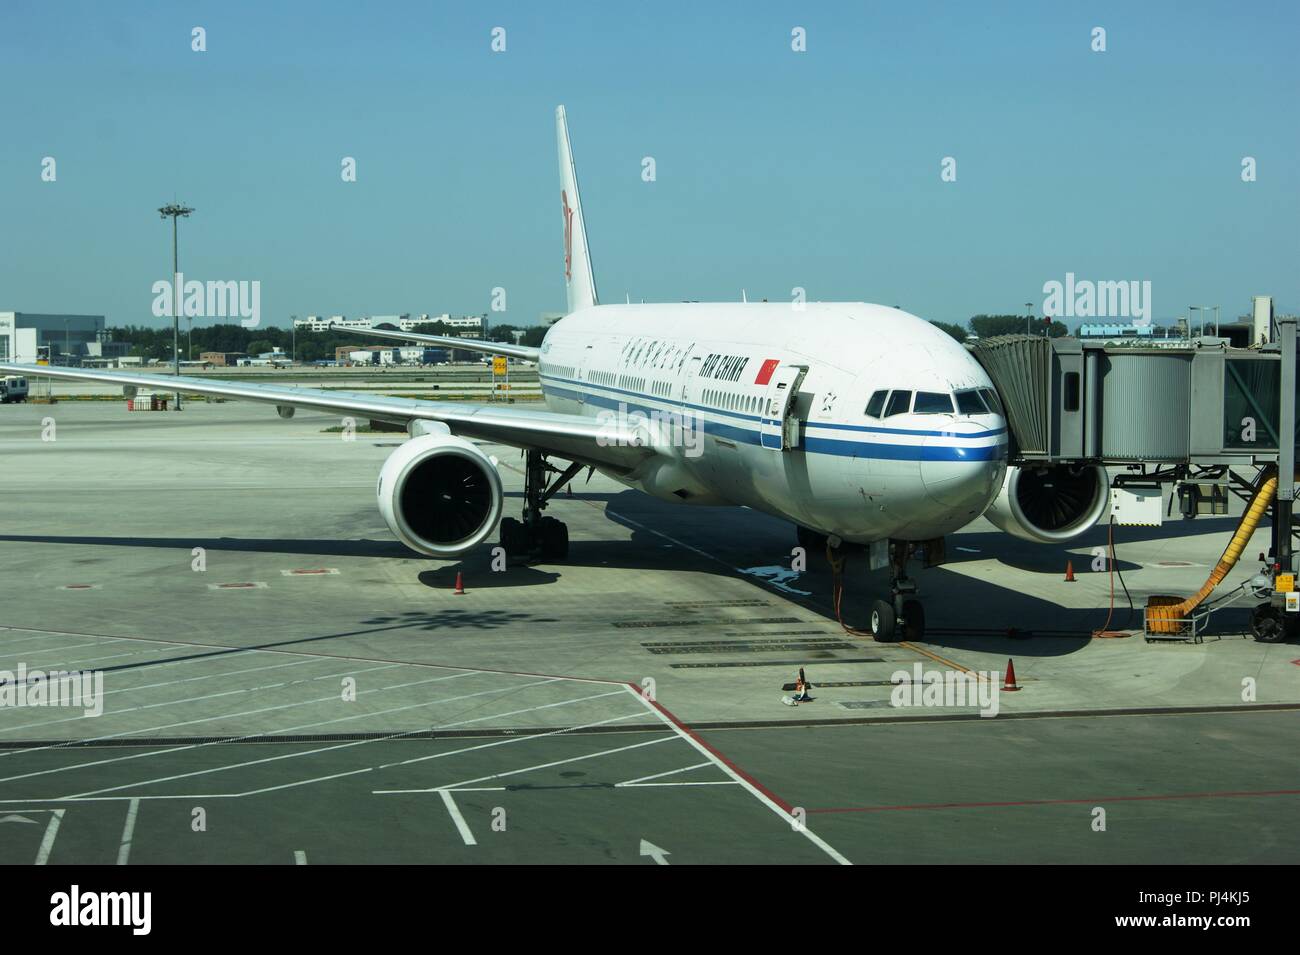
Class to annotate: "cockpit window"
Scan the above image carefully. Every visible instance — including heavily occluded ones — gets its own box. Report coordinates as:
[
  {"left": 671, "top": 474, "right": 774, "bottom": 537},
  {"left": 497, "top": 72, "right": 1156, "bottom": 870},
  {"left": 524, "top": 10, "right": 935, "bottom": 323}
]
[
  {"left": 978, "top": 388, "right": 1005, "bottom": 416},
  {"left": 913, "top": 391, "right": 954, "bottom": 414},
  {"left": 954, "top": 389, "right": 988, "bottom": 415},
  {"left": 884, "top": 390, "right": 912, "bottom": 417},
  {"left": 864, "top": 390, "right": 887, "bottom": 418}
]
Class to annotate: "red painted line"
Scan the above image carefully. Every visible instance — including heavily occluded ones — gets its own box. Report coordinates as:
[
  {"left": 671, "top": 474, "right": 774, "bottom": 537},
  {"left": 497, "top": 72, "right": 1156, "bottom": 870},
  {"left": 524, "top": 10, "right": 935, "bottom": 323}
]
[
  {"left": 629, "top": 682, "right": 794, "bottom": 814},
  {"left": 807, "top": 787, "right": 1300, "bottom": 814}
]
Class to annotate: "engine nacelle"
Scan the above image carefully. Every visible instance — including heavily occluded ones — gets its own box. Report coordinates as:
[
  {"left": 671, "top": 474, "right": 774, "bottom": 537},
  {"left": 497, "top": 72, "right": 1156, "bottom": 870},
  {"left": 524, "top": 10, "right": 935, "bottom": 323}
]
[
  {"left": 983, "top": 464, "right": 1110, "bottom": 544},
  {"left": 376, "top": 433, "right": 503, "bottom": 557}
]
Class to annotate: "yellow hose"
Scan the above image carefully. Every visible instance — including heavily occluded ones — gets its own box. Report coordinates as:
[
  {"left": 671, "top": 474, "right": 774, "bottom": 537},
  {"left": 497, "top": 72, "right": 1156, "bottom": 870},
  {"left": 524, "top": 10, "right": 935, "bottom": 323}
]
[{"left": 1145, "top": 469, "right": 1282, "bottom": 634}]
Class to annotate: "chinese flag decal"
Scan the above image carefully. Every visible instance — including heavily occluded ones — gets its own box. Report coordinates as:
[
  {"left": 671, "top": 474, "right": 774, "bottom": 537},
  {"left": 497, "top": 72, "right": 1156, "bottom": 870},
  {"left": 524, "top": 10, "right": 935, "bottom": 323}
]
[
  {"left": 561, "top": 190, "right": 574, "bottom": 282},
  {"left": 754, "top": 358, "right": 780, "bottom": 385}
]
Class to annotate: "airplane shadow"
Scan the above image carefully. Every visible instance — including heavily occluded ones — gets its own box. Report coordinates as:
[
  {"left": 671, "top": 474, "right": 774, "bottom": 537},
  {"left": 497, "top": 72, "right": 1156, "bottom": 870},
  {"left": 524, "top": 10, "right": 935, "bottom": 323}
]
[
  {"left": 5, "top": 491, "right": 1278, "bottom": 655},
  {"left": 0, "top": 534, "right": 411, "bottom": 560}
]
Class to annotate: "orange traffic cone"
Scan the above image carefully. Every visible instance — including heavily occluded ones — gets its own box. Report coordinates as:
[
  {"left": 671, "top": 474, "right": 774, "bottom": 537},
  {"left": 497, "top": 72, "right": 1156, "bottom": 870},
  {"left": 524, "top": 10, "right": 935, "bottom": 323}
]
[
  {"left": 453, "top": 572, "right": 466, "bottom": 595},
  {"left": 1002, "top": 658, "right": 1021, "bottom": 692},
  {"left": 1064, "top": 560, "right": 1076, "bottom": 582}
]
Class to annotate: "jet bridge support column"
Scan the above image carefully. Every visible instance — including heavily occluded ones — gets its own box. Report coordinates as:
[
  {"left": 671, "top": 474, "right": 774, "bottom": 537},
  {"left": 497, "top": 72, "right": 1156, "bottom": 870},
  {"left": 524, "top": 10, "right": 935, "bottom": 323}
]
[{"left": 1275, "top": 317, "right": 1295, "bottom": 577}]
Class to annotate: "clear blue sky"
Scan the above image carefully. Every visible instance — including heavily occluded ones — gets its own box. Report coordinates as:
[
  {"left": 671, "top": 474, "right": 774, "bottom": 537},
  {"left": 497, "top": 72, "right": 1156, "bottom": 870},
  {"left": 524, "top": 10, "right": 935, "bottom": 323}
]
[{"left": 1, "top": 1, "right": 1296, "bottom": 331}]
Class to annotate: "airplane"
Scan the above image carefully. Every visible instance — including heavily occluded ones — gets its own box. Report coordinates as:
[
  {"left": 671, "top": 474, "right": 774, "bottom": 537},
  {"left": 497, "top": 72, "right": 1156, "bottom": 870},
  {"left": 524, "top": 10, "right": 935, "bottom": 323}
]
[{"left": 0, "top": 106, "right": 1110, "bottom": 642}]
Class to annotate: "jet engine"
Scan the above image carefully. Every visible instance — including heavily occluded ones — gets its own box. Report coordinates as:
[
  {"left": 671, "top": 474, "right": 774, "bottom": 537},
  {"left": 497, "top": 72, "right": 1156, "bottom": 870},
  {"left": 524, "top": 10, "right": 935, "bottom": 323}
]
[
  {"left": 982, "top": 464, "right": 1110, "bottom": 544},
  {"left": 376, "top": 432, "right": 503, "bottom": 557}
]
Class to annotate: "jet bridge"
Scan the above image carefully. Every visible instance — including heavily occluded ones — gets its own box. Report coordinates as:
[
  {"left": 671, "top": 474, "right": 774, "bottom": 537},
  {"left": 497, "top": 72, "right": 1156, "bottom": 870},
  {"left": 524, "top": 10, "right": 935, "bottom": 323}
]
[
  {"left": 968, "top": 324, "right": 1300, "bottom": 642},
  {"left": 968, "top": 334, "right": 1288, "bottom": 467}
]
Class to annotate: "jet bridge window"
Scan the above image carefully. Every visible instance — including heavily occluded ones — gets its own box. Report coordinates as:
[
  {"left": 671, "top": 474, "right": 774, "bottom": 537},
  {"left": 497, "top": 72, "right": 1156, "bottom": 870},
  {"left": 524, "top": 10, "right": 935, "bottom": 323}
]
[
  {"left": 1062, "top": 372, "right": 1081, "bottom": 412},
  {"left": 913, "top": 392, "right": 954, "bottom": 414},
  {"left": 884, "top": 390, "right": 912, "bottom": 417},
  {"left": 865, "top": 390, "right": 887, "bottom": 418},
  {"left": 954, "top": 389, "right": 987, "bottom": 415}
]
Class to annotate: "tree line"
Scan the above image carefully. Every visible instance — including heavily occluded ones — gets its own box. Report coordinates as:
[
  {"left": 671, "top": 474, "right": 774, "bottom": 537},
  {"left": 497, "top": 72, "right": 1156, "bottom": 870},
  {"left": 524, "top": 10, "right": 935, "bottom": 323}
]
[
  {"left": 108, "top": 320, "right": 548, "bottom": 363},
  {"left": 930, "top": 314, "right": 1069, "bottom": 342}
]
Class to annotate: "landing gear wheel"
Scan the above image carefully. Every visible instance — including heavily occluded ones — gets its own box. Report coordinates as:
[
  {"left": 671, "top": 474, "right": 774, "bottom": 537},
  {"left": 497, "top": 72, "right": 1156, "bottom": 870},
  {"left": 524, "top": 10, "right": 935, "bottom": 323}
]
[
  {"left": 901, "top": 599, "right": 925, "bottom": 642},
  {"left": 499, "top": 517, "right": 528, "bottom": 557},
  {"left": 1250, "top": 603, "right": 1285, "bottom": 643},
  {"left": 538, "top": 516, "right": 569, "bottom": 561},
  {"left": 870, "top": 600, "right": 897, "bottom": 642}
]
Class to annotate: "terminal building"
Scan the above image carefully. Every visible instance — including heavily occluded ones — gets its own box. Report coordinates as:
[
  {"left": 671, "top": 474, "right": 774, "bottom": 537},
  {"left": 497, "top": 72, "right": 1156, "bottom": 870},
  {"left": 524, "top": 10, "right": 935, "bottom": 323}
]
[
  {"left": 0, "top": 311, "right": 126, "bottom": 364},
  {"left": 294, "top": 314, "right": 484, "bottom": 337}
]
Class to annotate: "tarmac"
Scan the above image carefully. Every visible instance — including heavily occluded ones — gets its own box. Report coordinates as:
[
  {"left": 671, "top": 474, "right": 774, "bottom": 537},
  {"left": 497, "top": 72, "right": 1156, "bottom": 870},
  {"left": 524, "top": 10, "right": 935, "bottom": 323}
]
[{"left": 0, "top": 400, "right": 1296, "bottom": 863}]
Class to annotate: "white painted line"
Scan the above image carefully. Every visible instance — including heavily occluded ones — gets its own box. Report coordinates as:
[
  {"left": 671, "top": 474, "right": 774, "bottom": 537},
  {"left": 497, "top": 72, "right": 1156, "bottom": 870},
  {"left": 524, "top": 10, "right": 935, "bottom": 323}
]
[
  {"left": 383, "top": 735, "right": 677, "bottom": 793},
  {"left": 0, "top": 636, "right": 133, "bottom": 656},
  {"left": 623, "top": 685, "right": 852, "bottom": 866},
  {"left": 294, "top": 850, "right": 308, "bottom": 865},
  {"left": 116, "top": 798, "right": 139, "bottom": 865},
  {"left": 376, "top": 711, "right": 649, "bottom": 771},
  {"left": 436, "top": 688, "right": 623, "bottom": 729},
  {"left": 0, "top": 631, "right": 130, "bottom": 649},
  {"left": 605, "top": 509, "right": 740, "bottom": 570},
  {"left": 0, "top": 662, "right": 401, "bottom": 741},
  {"left": 18, "top": 646, "right": 173, "bottom": 667},
  {"left": 621, "top": 780, "right": 740, "bottom": 788},
  {"left": 56, "top": 676, "right": 561, "bottom": 797},
  {"left": 34, "top": 809, "right": 64, "bottom": 865},
  {"left": 440, "top": 790, "right": 477, "bottom": 846},
  {"left": 616, "top": 761, "right": 715, "bottom": 787}
]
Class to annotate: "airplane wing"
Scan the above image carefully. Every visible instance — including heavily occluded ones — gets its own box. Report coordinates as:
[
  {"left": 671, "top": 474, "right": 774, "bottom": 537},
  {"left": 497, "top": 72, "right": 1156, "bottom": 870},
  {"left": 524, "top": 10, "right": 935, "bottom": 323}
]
[
  {"left": 0, "top": 363, "right": 649, "bottom": 472},
  {"left": 332, "top": 324, "right": 540, "bottom": 363}
]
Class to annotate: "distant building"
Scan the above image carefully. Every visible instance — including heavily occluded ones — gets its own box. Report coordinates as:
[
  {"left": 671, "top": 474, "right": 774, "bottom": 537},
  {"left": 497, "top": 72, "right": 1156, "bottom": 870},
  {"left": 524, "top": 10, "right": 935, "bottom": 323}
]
[
  {"left": 0, "top": 312, "right": 108, "bottom": 364},
  {"left": 1078, "top": 322, "right": 1156, "bottom": 340},
  {"left": 199, "top": 351, "right": 247, "bottom": 367},
  {"left": 293, "top": 313, "right": 484, "bottom": 337}
]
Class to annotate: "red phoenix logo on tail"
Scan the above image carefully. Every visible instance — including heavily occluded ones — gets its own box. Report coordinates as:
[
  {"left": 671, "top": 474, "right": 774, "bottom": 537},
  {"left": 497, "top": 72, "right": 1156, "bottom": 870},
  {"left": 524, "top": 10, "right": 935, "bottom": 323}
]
[{"left": 561, "top": 190, "right": 574, "bottom": 282}]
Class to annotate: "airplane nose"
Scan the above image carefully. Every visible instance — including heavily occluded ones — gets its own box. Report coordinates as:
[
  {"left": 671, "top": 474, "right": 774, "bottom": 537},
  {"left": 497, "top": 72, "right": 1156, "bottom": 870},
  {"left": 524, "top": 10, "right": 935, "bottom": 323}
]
[{"left": 920, "top": 428, "right": 1005, "bottom": 509}]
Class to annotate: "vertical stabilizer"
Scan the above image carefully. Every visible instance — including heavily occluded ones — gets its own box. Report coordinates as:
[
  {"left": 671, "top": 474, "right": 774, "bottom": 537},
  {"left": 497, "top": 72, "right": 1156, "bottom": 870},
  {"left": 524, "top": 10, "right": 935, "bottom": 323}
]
[{"left": 556, "top": 105, "right": 599, "bottom": 313}]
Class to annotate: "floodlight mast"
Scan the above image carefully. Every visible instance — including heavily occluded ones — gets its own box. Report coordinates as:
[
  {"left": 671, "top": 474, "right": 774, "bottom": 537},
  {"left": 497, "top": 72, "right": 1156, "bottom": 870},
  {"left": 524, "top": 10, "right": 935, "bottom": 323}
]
[{"left": 158, "top": 202, "right": 194, "bottom": 409}]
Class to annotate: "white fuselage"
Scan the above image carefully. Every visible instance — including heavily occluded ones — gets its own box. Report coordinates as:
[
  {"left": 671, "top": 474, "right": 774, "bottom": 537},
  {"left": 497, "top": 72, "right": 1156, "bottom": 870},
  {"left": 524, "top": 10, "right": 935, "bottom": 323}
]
[{"left": 536, "top": 302, "right": 1009, "bottom": 543}]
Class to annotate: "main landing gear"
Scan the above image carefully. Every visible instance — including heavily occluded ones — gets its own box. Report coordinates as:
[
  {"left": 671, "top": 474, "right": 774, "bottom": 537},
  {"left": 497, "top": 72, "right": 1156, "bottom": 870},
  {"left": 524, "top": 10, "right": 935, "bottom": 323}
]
[
  {"left": 820, "top": 533, "right": 927, "bottom": 643},
  {"left": 498, "top": 450, "right": 582, "bottom": 561}
]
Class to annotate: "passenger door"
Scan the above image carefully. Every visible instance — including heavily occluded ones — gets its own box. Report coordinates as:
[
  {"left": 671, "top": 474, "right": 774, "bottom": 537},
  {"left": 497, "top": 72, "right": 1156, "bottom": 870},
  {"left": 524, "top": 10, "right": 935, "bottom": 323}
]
[{"left": 759, "top": 365, "right": 808, "bottom": 450}]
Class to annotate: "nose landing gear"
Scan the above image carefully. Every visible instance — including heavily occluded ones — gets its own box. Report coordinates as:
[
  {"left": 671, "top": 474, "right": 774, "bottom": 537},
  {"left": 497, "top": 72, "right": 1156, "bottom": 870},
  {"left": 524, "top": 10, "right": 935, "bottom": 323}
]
[
  {"left": 825, "top": 536, "right": 928, "bottom": 643},
  {"left": 499, "top": 450, "right": 582, "bottom": 561}
]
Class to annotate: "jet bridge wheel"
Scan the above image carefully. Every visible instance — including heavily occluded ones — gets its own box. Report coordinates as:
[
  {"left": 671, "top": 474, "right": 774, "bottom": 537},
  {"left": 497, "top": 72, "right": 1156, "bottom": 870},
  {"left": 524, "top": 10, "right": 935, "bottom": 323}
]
[{"left": 1249, "top": 603, "right": 1286, "bottom": 643}]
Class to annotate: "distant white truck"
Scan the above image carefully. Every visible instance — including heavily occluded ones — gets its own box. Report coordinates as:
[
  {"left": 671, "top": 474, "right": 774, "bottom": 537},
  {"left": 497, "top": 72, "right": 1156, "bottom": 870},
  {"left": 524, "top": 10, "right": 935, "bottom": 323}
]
[{"left": 0, "top": 375, "right": 28, "bottom": 403}]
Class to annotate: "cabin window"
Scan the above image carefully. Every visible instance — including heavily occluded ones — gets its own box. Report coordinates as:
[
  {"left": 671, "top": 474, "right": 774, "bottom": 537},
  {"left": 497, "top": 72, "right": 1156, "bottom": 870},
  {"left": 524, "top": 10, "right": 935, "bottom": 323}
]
[
  {"left": 884, "top": 390, "right": 912, "bottom": 417},
  {"left": 979, "top": 388, "right": 1005, "bottom": 416},
  {"left": 865, "top": 390, "right": 888, "bottom": 418},
  {"left": 954, "top": 390, "right": 987, "bottom": 415},
  {"left": 913, "top": 391, "right": 954, "bottom": 414}
]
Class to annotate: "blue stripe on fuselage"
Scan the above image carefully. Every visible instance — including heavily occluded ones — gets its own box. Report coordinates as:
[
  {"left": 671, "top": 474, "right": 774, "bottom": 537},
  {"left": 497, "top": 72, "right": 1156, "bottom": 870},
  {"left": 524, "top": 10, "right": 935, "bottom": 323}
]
[{"left": 538, "top": 376, "right": 1008, "bottom": 463}]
